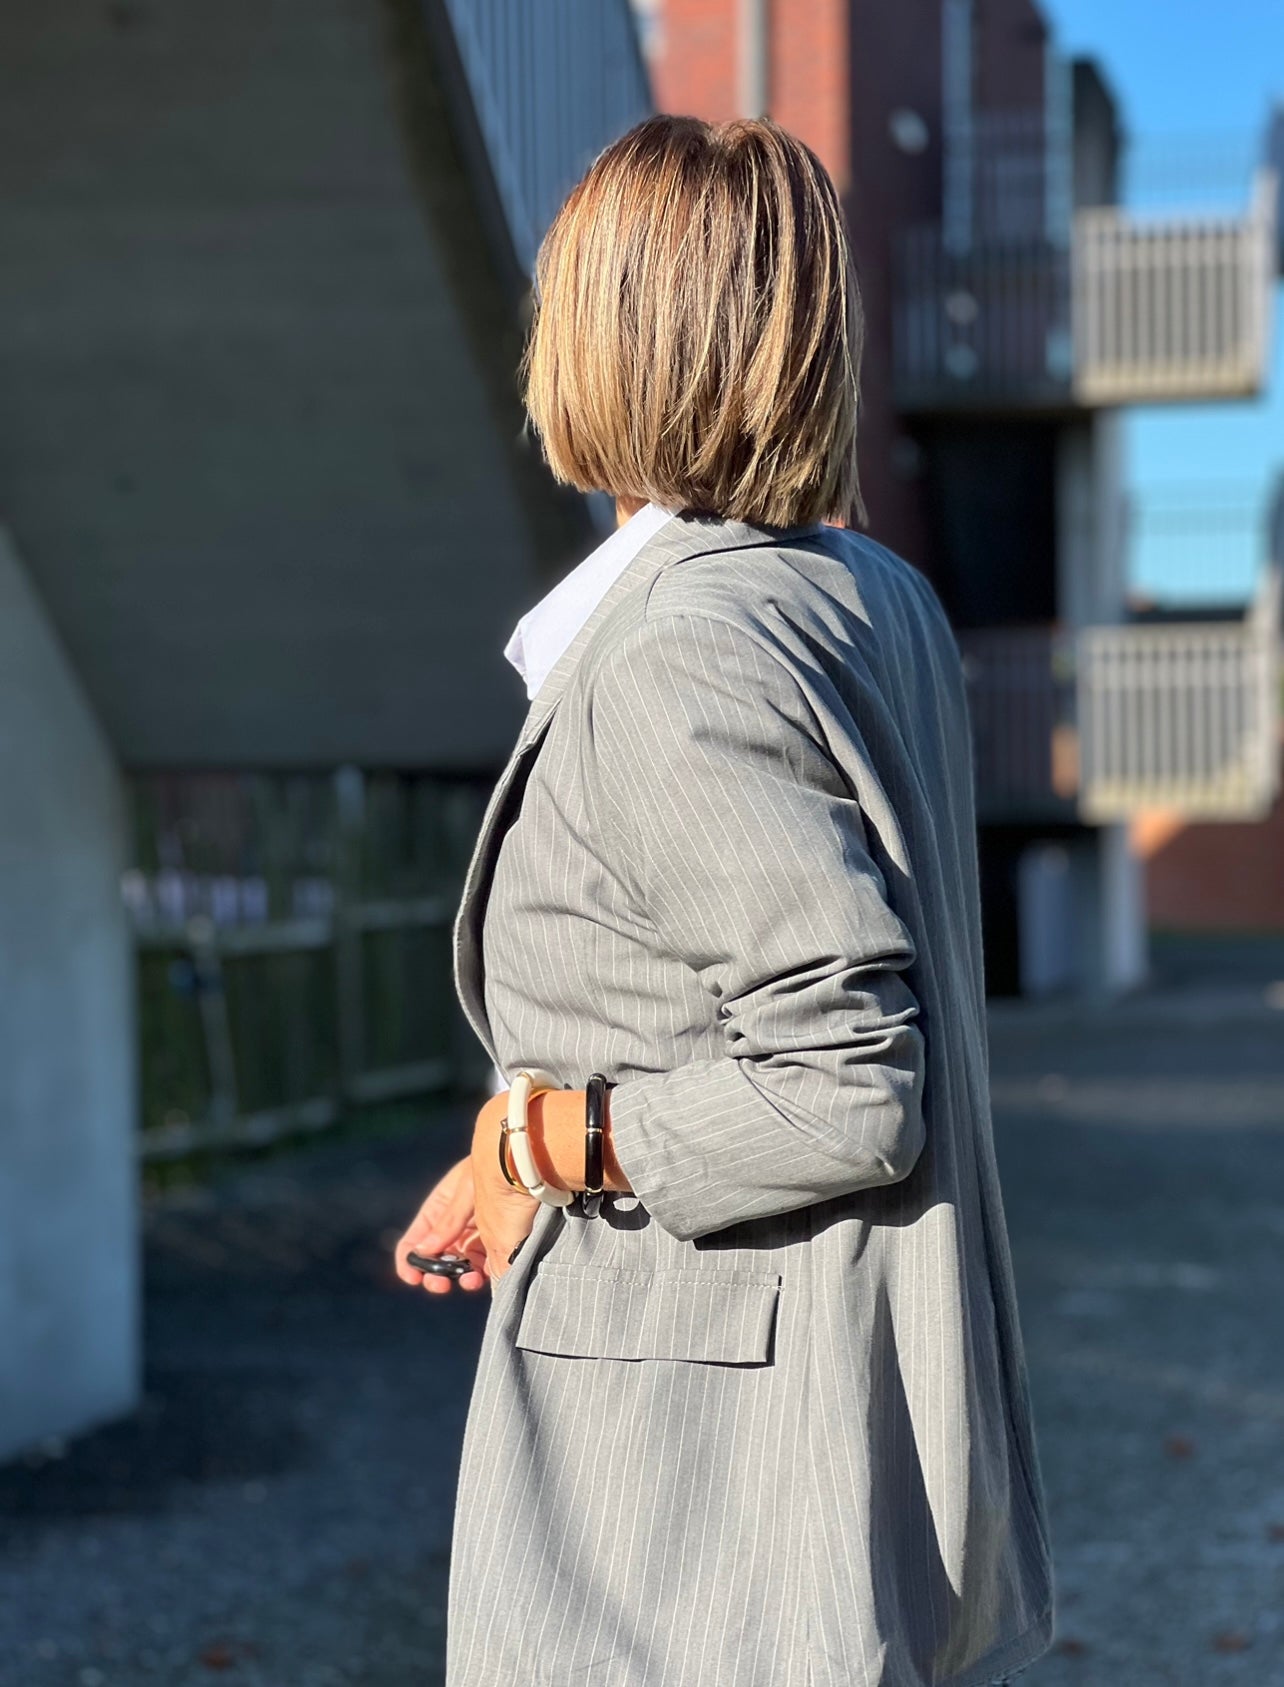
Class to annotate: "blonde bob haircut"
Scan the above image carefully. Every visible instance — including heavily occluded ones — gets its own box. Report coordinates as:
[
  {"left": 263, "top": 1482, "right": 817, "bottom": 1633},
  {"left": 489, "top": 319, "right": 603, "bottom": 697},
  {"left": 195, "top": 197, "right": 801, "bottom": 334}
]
[{"left": 522, "top": 113, "right": 867, "bottom": 530}]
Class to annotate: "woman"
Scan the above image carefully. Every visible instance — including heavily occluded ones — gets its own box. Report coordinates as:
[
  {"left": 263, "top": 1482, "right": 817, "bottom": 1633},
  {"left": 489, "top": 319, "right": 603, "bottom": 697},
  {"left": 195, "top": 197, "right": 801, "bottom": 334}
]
[{"left": 396, "top": 115, "right": 1054, "bottom": 1687}]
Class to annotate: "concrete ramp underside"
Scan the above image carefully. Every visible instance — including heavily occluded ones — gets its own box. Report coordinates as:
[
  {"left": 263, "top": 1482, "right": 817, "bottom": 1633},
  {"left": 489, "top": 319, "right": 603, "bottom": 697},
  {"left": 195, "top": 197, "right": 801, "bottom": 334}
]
[{"left": 0, "top": 0, "right": 583, "bottom": 768}]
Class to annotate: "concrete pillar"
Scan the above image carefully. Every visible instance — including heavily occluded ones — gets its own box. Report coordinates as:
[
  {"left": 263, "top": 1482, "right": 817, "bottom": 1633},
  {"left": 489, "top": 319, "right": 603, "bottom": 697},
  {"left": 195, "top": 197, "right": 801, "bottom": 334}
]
[
  {"left": 1016, "top": 840, "right": 1076, "bottom": 997},
  {"left": 1051, "top": 409, "right": 1143, "bottom": 998},
  {"left": 0, "top": 528, "right": 139, "bottom": 1462},
  {"left": 1055, "top": 825, "right": 1148, "bottom": 1000},
  {"left": 1056, "top": 410, "right": 1128, "bottom": 634},
  {"left": 1017, "top": 824, "right": 1148, "bottom": 1000},
  {"left": 1098, "top": 820, "right": 1149, "bottom": 994}
]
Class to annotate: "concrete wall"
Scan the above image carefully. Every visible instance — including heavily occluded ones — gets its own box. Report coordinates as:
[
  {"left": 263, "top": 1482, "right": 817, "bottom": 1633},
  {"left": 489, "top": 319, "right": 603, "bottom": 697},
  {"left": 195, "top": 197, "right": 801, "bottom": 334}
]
[
  {"left": 0, "top": 529, "right": 139, "bottom": 1463},
  {"left": 0, "top": 0, "right": 585, "bottom": 770}
]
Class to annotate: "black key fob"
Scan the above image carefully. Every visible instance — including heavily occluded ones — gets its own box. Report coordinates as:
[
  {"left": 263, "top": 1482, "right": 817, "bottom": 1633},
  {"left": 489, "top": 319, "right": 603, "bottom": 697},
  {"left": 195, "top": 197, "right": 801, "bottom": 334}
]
[{"left": 406, "top": 1249, "right": 473, "bottom": 1279}]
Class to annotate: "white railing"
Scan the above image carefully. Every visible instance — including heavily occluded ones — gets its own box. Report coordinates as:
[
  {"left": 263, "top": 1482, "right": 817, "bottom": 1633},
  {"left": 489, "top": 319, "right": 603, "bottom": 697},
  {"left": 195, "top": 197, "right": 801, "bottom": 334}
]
[
  {"left": 439, "top": 0, "right": 652, "bottom": 274},
  {"left": 958, "top": 564, "right": 1282, "bottom": 822},
  {"left": 1072, "top": 168, "right": 1279, "bottom": 404},
  {"left": 1077, "top": 566, "right": 1281, "bottom": 820}
]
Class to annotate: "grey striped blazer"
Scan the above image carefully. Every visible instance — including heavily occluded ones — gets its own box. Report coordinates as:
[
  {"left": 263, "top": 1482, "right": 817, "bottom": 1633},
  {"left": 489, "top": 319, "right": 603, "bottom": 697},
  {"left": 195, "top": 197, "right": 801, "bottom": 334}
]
[{"left": 446, "top": 512, "right": 1056, "bottom": 1687}]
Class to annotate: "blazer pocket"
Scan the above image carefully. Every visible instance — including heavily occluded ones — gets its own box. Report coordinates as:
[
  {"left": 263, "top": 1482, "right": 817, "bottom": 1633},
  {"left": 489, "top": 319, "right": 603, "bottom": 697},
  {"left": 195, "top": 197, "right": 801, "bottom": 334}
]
[{"left": 513, "top": 1263, "right": 783, "bottom": 1366}]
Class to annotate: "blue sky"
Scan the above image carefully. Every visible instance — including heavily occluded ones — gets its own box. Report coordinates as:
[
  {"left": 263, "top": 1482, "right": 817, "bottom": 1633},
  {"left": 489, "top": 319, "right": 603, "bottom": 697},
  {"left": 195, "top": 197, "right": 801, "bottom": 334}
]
[{"left": 1044, "top": 0, "right": 1282, "bottom": 527}]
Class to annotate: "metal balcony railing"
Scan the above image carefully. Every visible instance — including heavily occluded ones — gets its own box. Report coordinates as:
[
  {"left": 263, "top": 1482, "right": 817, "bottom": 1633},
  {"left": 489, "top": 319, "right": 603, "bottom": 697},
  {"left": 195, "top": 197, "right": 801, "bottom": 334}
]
[
  {"left": 948, "top": 108, "right": 1072, "bottom": 247},
  {"left": 893, "top": 116, "right": 1279, "bottom": 410},
  {"left": 1077, "top": 566, "right": 1282, "bottom": 820},
  {"left": 438, "top": 0, "right": 652, "bottom": 275},
  {"left": 1119, "top": 132, "right": 1267, "bottom": 211},
  {"left": 1124, "top": 485, "right": 1268, "bottom": 611},
  {"left": 959, "top": 566, "right": 1282, "bottom": 824},
  {"left": 893, "top": 232, "right": 1074, "bottom": 407},
  {"left": 958, "top": 627, "right": 1080, "bottom": 821}
]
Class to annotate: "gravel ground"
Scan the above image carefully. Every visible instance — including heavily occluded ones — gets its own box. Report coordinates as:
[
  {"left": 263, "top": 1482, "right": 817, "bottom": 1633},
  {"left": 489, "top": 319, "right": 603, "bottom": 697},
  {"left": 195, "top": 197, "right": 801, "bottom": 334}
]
[
  {"left": 2, "top": 940, "right": 1283, "bottom": 1686},
  {"left": 0, "top": 1117, "right": 481, "bottom": 1687}
]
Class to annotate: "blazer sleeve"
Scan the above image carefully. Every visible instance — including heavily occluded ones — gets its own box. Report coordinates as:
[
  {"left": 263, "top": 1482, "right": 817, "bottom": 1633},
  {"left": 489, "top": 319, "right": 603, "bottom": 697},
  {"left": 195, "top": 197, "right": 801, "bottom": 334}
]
[{"left": 588, "top": 610, "right": 927, "bottom": 1244}]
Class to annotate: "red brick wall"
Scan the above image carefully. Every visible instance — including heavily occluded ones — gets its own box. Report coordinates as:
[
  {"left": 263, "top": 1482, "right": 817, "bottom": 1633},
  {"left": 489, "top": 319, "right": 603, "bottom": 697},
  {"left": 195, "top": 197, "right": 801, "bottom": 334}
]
[
  {"left": 1132, "top": 733, "right": 1284, "bottom": 933},
  {"left": 770, "top": 0, "right": 851, "bottom": 187},
  {"left": 651, "top": 0, "right": 851, "bottom": 177},
  {"left": 649, "top": 0, "right": 739, "bottom": 120}
]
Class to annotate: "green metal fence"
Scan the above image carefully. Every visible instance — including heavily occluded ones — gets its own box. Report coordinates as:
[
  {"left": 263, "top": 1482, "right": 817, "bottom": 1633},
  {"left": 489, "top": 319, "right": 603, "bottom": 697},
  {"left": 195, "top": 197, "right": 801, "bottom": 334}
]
[{"left": 127, "top": 770, "right": 490, "bottom": 1158}]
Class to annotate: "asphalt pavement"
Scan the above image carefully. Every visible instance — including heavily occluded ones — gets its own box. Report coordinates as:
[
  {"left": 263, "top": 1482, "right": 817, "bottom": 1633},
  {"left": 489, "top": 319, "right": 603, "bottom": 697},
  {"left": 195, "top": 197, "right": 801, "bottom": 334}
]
[{"left": 2, "top": 939, "right": 1282, "bottom": 1686}]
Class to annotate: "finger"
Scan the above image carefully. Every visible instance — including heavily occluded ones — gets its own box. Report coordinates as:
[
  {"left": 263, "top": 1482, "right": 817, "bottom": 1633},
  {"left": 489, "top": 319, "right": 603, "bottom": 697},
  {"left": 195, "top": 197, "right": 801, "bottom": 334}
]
[
  {"left": 395, "top": 1230, "right": 455, "bottom": 1285},
  {"left": 393, "top": 1242, "right": 425, "bottom": 1286},
  {"left": 395, "top": 1183, "right": 476, "bottom": 1282}
]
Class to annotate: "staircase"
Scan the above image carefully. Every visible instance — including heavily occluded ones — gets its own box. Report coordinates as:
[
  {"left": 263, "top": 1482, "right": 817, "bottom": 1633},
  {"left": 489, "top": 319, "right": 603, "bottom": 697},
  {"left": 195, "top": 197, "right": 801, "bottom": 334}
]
[{"left": 437, "top": 0, "right": 652, "bottom": 274}]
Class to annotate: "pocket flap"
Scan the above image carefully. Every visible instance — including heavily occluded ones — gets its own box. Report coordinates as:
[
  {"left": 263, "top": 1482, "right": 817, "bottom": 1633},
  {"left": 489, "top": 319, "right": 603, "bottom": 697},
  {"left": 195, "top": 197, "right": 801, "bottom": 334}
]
[{"left": 513, "top": 1263, "right": 782, "bottom": 1365}]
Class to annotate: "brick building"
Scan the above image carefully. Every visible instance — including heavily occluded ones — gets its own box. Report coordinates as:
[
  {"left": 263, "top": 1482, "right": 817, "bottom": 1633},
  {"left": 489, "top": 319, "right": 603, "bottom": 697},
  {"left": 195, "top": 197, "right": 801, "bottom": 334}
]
[{"left": 639, "top": 0, "right": 1282, "bottom": 992}]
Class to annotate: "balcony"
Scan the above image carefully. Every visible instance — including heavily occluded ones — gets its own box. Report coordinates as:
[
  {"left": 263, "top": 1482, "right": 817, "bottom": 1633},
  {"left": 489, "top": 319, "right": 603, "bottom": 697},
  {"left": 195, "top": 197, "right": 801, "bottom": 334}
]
[
  {"left": 1076, "top": 574, "right": 1280, "bottom": 820},
  {"left": 1074, "top": 168, "right": 1278, "bottom": 405},
  {"left": 894, "top": 231, "right": 1074, "bottom": 410},
  {"left": 961, "top": 487, "right": 1283, "bottom": 823},
  {"left": 893, "top": 118, "right": 1279, "bottom": 412}
]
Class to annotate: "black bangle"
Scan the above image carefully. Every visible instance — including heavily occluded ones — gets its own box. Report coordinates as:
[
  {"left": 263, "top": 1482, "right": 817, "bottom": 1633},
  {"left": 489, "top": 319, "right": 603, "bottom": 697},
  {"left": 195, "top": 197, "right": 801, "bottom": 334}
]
[{"left": 583, "top": 1074, "right": 610, "bottom": 1219}]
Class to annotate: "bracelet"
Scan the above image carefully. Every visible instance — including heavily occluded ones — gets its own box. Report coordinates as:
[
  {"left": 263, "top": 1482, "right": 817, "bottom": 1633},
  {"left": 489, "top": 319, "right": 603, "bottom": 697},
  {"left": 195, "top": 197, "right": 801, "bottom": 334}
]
[
  {"left": 497, "top": 1124, "right": 524, "bottom": 1190},
  {"left": 502, "top": 1068, "right": 575, "bottom": 1207},
  {"left": 582, "top": 1073, "right": 611, "bottom": 1219}
]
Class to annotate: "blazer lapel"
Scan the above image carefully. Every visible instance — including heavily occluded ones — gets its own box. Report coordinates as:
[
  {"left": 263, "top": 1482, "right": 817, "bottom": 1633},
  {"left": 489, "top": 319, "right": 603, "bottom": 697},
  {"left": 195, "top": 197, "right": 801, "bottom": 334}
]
[{"left": 451, "top": 511, "right": 826, "bottom": 1066}]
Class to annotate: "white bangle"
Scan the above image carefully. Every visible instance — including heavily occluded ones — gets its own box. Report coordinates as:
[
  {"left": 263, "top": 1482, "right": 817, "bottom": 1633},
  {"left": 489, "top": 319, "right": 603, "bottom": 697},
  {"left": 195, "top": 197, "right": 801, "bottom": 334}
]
[{"left": 504, "top": 1068, "right": 575, "bottom": 1207}]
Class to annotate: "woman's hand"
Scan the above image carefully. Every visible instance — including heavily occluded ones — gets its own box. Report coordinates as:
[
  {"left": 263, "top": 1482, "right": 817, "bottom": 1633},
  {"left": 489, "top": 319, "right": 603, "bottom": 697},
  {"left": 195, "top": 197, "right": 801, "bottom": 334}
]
[
  {"left": 393, "top": 1153, "right": 489, "bottom": 1296},
  {"left": 470, "top": 1091, "right": 542, "bottom": 1283}
]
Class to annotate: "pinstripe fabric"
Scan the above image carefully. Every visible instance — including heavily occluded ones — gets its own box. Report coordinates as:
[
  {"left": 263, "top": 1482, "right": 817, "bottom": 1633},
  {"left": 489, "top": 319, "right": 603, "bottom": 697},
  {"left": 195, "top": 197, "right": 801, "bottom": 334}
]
[{"left": 446, "top": 513, "right": 1056, "bottom": 1687}]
